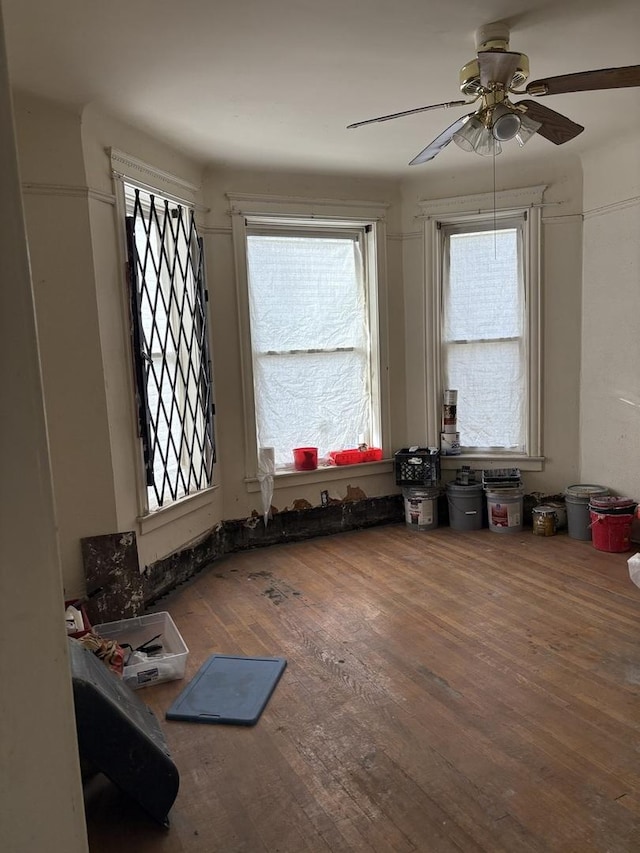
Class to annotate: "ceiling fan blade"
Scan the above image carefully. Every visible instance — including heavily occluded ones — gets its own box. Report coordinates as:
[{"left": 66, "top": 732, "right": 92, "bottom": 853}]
[
  {"left": 526, "top": 65, "right": 640, "bottom": 96},
  {"left": 517, "top": 100, "right": 584, "bottom": 145},
  {"left": 347, "top": 100, "right": 471, "bottom": 129},
  {"left": 478, "top": 51, "right": 522, "bottom": 89},
  {"left": 409, "top": 114, "right": 474, "bottom": 165}
]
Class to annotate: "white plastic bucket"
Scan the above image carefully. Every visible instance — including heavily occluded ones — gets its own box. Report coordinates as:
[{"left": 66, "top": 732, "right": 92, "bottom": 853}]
[
  {"left": 485, "top": 487, "right": 524, "bottom": 533},
  {"left": 403, "top": 487, "right": 439, "bottom": 531}
]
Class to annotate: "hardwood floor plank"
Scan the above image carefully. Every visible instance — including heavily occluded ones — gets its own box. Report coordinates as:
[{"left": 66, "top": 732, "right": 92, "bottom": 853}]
[{"left": 85, "top": 525, "right": 640, "bottom": 852}]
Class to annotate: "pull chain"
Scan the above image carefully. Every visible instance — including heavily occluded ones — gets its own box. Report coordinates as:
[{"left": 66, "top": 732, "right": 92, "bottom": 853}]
[{"left": 493, "top": 140, "right": 497, "bottom": 257}]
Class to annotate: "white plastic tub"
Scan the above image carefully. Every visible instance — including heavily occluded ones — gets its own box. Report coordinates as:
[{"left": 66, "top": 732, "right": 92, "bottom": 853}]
[{"left": 93, "top": 611, "right": 188, "bottom": 690}]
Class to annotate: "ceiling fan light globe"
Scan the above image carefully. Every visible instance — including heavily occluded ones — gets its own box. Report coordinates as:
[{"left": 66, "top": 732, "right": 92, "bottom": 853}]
[
  {"left": 492, "top": 111, "right": 521, "bottom": 141},
  {"left": 516, "top": 113, "right": 542, "bottom": 146},
  {"left": 475, "top": 132, "right": 502, "bottom": 156},
  {"left": 452, "top": 132, "right": 475, "bottom": 153},
  {"left": 452, "top": 116, "right": 485, "bottom": 152}
]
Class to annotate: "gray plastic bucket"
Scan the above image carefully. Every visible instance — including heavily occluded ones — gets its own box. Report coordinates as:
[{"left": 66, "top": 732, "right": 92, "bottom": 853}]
[
  {"left": 446, "top": 482, "right": 483, "bottom": 531},
  {"left": 403, "top": 487, "right": 440, "bottom": 531},
  {"left": 486, "top": 487, "right": 524, "bottom": 533},
  {"left": 565, "top": 484, "right": 608, "bottom": 540}
]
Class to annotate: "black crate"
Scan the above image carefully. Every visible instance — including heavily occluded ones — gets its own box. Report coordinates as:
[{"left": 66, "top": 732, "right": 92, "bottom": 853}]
[{"left": 394, "top": 447, "right": 440, "bottom": 487}]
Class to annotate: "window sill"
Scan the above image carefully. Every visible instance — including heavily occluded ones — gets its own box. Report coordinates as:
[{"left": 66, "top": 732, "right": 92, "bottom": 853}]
[
  {"left": 440, "top": 454, "right": 544, "bottom": 472},
  {"left": 136, "top": 484, "right": 220, "bottom": 535},
  {"left": 244, "top": 459, "right": 394, "bottom": 493}
]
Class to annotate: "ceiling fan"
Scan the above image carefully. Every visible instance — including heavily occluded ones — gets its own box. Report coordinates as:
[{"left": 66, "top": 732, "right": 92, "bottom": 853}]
[{"left": 347, "top": 23, "right": 640, "bottom": 165}]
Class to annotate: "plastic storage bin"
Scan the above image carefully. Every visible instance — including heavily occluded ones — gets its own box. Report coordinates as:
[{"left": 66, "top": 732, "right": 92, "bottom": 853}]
[
  {"left": 93, "top": 612, "right": 189, "bottom": 690},
  {"left": 395, "top": 447, "right": 440, "bottom": 487},
  {"left": 330, "top": 447, "right": 383, "bottom": 465}
]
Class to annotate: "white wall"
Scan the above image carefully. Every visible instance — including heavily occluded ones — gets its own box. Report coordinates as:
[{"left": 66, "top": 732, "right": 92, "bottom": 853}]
[
  {"left": 80, "top": 105, "right": 225, "bottom": 573},
  {"left": 0, "top": 9, "right": 87, "bottom": 850},
  {"left": 400, "top": 152, "right": 584, "bottom": 494},
  {"left": 14, "top": 95, "right": 227, "bottom": 595},
  {"left": 580, "top": 135, "right": 640, "bottom": 496},
  {"left": 14, "top": 93, "right": 120, "bottom": 597}
]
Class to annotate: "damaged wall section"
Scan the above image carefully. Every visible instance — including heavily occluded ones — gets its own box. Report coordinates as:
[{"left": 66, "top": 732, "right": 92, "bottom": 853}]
[{"left": 82, "top": 492, "right": 404, "bottom": 620}]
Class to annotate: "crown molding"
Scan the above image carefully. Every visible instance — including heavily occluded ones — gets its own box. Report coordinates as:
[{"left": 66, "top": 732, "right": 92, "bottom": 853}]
[
  {"left": 417, "top": 184, "right": 547, "bottom": 218},
  {"left": 109, "top": 148, "right": 200, "bottom": 197},
  {"left": 226, "top": 190, "right": 390, "bottom": 219}
]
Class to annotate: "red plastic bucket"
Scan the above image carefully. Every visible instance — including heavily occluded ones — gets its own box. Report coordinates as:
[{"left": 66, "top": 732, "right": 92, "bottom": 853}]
[
  {"left": 293, "top": 447, "right": 318, "bottom": 471},
  {"left": 589, "top": 496, "right": 636, "bottom": 515},
  {"left": 589, "top": 510, "right": 634, "bottom": 552}
]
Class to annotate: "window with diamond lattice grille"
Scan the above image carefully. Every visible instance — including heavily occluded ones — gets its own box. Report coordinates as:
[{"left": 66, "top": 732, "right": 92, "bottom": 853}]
[{"left": 125, "top": 186, "right": 215, "bottom": 511}]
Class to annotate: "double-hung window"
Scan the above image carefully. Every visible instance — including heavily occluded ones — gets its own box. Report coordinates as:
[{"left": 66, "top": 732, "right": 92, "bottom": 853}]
[
  {"left": 232, "top": 200, "right": 388, "bottom": 475},
  {"left": 441, "top": 218, "right": 526, "bottom": 451},
  {"left": 123, "top": 183, "right": 215, "bottom": 511},
  {"left": 421, "top": 186, "right": 543, "bottom": 465}
]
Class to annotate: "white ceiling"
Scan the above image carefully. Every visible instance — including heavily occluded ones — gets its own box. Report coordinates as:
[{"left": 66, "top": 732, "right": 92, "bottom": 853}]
[{"left": 3, "top": 0, "right": 639, "bottom": 178}]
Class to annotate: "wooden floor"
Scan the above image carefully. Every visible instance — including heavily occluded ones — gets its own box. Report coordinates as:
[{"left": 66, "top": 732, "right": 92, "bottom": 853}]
[{"left": 84, "top": 524, "right": 640, "bottom": 852}]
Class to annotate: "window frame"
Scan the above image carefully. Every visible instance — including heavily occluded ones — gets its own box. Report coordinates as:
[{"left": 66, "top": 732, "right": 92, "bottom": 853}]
[
  {"left": 111, "top": 150, "right": 217, "bottom": 521},
  {"left": 441, "top": 215, "right": 527, "bottom": 453},
  {"left": 229, "top": 194, "right": 391, "bottom": 483},
  {"left": 124, "top": 186, "right": 215, "bottom": 511},
  {"left": 419, "top": 185, "right": 544, "bottom": 470}
]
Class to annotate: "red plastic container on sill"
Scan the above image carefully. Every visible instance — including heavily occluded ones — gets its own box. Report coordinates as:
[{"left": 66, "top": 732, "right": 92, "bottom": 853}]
[
  {"left": 329, "top": 448, "right": 383, "bottom": 466},
  {"left": 293, "top": 447, "right": 318, "bottom": 470}
]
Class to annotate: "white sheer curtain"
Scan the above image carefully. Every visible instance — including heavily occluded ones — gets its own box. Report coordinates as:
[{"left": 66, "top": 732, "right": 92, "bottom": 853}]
[
  {"left": 442, "top": 224, "right": 526, "bottom": 451},
  {"left": 246, "top": 232, "right": 372, "bottom": 468}
]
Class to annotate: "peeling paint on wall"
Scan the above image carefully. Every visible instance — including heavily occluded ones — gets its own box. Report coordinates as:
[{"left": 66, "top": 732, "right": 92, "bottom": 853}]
[
  {"left": 292, "top": 498, "right": 313, "bottom": 511},
  {"left": 343, "top": 485, "right": 367, "bottom": 502},
  {"left": 259, "top": 482, "right": 369, "bottom": 517},
  {"left": 80, "top": 494, "right": 404, "bottom": 619}
]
